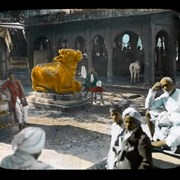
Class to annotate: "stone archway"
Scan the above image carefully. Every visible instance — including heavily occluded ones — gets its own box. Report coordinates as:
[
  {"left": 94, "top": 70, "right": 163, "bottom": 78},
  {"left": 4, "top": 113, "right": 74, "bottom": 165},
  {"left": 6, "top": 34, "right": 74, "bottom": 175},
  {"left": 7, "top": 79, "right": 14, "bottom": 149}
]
[
  {"left": 9, "top": 28, "right": 27, "bottom": 57},
  {"left": 112, "top": 31, "right": 144, "bottom": 77},
  {"left": 74, "top": 36, "right": 86, "bottom": 52},
  {"left": 74, "top": 36, "right": 88, "bottom": 76},
  {"left": 92, "top": 35, "right": 107, "bottom": 76},
  {"left": 154, "top": 30, "right": 169, "bottom": 78},
  {"left": 33, "top": 36, "right": 52, "bottom": 66}
]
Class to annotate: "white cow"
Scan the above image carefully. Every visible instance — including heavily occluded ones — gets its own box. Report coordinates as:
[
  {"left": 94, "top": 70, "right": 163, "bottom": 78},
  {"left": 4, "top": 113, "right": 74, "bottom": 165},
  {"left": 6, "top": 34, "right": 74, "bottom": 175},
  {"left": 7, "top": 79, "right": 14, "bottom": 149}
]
[{"left": 129, "top": 60, "right": 140, "bottom": 85}]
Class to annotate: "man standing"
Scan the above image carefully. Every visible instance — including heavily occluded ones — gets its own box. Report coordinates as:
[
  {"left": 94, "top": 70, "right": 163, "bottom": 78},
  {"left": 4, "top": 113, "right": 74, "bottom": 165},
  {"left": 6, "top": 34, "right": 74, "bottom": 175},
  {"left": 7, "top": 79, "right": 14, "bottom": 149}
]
[
  {"left": 0, "top": 72, "right": 28, "bottom": 131},
  {"left": 112, "top": 107, "right": 153, "bottom": 169},
  {"left": 106, "top": 104, "right": 124, "bottom": 169}
]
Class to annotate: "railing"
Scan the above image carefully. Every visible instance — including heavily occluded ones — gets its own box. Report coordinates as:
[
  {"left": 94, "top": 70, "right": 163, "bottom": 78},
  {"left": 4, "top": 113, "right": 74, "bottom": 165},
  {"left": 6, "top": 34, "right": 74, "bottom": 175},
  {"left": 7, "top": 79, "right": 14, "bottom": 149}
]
[{"left": 25, "top": 9, "right": 168, "bottom": 26}]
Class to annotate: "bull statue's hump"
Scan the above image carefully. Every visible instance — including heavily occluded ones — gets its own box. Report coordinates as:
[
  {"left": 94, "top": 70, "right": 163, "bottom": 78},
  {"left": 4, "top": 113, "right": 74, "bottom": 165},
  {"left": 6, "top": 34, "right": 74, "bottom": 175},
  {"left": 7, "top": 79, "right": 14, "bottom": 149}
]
[{"left": 31, "top": 48, "right": 83, "bottom": 94}]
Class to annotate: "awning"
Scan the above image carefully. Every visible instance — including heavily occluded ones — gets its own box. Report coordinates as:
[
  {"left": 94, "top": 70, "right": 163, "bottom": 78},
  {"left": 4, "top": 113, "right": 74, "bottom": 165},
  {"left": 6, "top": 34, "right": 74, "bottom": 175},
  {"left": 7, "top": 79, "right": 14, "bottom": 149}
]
[
  {"left": 0, "top": 22, "right": 24, "bottom": 30},
  {"left": 0, "top": 22, "right": 25, "bottom": 52}
]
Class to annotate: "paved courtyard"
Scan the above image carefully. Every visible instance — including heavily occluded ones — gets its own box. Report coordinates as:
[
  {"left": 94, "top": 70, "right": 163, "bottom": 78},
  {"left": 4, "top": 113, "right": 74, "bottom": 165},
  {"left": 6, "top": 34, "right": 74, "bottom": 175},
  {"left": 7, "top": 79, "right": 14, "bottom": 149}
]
[{"left": 1, "top": 76, "right": 180, "bottom": 169}]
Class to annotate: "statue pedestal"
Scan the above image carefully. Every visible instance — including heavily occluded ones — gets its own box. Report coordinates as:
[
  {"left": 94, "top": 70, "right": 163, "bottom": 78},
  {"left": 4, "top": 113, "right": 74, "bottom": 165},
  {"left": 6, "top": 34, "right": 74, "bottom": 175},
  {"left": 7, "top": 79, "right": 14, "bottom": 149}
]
[{"left": 27, "top": 91, "right": 91, "bottom": 112}]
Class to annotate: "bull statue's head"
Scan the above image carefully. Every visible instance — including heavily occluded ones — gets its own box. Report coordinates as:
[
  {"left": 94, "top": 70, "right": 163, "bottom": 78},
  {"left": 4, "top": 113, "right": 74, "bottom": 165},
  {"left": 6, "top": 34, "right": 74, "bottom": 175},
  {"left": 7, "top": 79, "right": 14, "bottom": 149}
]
[
  {"left": 53, "top": 48, "right": 82, "bottom": 64},
  {"left": 31, "top": 48, "right": 83, "bottom": 94}
]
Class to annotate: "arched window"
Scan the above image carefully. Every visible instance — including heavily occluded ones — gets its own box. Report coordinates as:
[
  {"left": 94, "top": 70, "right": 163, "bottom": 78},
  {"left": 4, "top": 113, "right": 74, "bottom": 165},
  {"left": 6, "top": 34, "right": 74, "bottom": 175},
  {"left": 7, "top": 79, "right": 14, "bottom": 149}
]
[{"left": 122, "top": 34, "right": 130, "bottom": 50}]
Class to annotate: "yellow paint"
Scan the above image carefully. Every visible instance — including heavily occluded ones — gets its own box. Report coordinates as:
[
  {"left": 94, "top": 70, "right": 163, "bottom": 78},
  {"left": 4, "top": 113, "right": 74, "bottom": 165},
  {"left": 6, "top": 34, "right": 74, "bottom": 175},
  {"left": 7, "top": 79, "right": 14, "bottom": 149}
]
[{"left": 31, "top": 49, "right": 83, "bottom": 94}]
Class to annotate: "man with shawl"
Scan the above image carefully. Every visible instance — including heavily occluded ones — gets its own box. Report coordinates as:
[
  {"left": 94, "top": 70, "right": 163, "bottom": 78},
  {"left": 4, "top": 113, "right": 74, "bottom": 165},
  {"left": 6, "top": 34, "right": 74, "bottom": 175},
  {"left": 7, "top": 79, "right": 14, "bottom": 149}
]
[
  {"left": 82, "top": 67, "right": 98, "bottom": 90},
  {"left": 112, "top": 107, "right": 153, "bottom": 169},
  {"left": 0, "top": 127, "right": 54, "bottom": 170}
]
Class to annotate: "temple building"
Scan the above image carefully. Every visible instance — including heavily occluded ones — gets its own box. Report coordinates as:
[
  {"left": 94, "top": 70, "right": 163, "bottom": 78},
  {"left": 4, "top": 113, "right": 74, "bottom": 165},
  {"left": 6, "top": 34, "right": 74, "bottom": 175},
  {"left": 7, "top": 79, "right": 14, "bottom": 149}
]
[{"left": 0, "top": 9, "right": 180, "bottom": 85}]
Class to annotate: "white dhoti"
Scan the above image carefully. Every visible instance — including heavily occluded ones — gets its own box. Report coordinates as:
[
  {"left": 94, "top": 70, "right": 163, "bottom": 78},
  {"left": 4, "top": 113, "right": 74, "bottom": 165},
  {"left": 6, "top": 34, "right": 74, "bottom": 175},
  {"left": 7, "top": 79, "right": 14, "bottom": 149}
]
[
  {"left": 81, "top": 66, "right": 87, "bottom": 79},
  {"left": 150, "top": 110, "right": 180, "bottom": 152},
  {"left": 15, "top": 97, "right": 28, "bottom": 124}
]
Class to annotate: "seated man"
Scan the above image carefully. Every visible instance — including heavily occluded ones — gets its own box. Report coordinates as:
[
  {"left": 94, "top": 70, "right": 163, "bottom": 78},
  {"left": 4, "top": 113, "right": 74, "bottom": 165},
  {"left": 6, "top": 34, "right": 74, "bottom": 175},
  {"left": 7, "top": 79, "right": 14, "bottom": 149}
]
[
  {"left": 145, "top": 76, "right": 180, "bottom": 153},
  {"left": 82, "top": 67, "right": 98, "bottom": 90}
]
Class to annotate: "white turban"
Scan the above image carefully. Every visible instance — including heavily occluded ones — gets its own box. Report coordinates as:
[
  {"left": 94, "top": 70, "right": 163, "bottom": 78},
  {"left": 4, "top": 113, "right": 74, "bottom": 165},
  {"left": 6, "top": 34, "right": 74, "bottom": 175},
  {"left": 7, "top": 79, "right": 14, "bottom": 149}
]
[
  {"left": 122, "top": 107, "right": 143, "bottom": 123},
  {"left": 11, "top": 127, "right": 46, "bottom": 154}
]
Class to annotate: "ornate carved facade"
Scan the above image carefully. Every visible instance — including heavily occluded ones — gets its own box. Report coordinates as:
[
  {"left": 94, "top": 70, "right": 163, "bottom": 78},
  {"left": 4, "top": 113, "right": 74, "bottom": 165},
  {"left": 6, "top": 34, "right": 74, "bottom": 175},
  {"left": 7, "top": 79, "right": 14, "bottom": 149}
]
[{"left": 1, "top": 9, "right": 180, "bottom": 85}]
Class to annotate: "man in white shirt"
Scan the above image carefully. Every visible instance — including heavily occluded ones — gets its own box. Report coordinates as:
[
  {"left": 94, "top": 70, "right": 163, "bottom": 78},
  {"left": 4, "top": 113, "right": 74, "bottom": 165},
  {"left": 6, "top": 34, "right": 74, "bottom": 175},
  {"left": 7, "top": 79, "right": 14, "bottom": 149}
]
[
  {"left": 145, "top": 76, "right": 180, "bottom": 153},
  {"left": 106, "top": 104, "right": 124, "bottom": 169}
]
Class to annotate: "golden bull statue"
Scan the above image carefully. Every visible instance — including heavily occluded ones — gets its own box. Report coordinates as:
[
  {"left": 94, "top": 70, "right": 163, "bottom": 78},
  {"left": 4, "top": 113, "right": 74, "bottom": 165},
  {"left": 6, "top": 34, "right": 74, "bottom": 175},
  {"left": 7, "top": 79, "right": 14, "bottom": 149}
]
[{"left": 31, "top": 48, "right": 83, "bottom": 94}]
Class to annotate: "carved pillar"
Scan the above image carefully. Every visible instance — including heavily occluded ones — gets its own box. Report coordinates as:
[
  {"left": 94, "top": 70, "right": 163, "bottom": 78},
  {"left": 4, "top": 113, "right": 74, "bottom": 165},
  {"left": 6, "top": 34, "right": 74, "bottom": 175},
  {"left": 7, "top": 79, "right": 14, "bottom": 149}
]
[
  {"left": 85, "top": 29, "right": 92, "bottom": 71},
  {"left": 142, "top": 24, "right": 154, "bottom": 85},
  {"left": 105, "top": 27, "right": 113, "bottom": 83},
  {"left": 26, "top": 38, "right": 34, "bottom": 70}
]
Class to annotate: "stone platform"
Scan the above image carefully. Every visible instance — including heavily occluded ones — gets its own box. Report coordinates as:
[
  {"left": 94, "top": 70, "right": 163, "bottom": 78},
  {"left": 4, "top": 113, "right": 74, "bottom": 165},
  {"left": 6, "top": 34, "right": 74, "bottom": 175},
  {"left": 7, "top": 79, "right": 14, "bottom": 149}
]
[{"left": 27, "top": 91, "right": 91, "bottom": 112}]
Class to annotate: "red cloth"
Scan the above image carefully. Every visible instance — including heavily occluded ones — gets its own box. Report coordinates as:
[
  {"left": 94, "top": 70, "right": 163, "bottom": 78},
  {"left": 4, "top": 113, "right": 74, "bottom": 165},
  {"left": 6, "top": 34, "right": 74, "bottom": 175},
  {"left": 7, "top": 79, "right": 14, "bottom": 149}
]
[
  {"left": 0, "top": 79, "right": 25, "bottom": 109},
  {"left": 88, "top": 86, "right": 103, "bottom": 92}
]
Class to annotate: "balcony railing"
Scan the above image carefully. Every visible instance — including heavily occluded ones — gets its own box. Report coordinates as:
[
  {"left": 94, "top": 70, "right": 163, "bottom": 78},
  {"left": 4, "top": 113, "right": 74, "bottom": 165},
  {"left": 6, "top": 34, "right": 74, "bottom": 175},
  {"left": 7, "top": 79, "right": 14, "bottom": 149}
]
[{"left": 25, "top": 9, "right": 169, "bottom": 26}]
